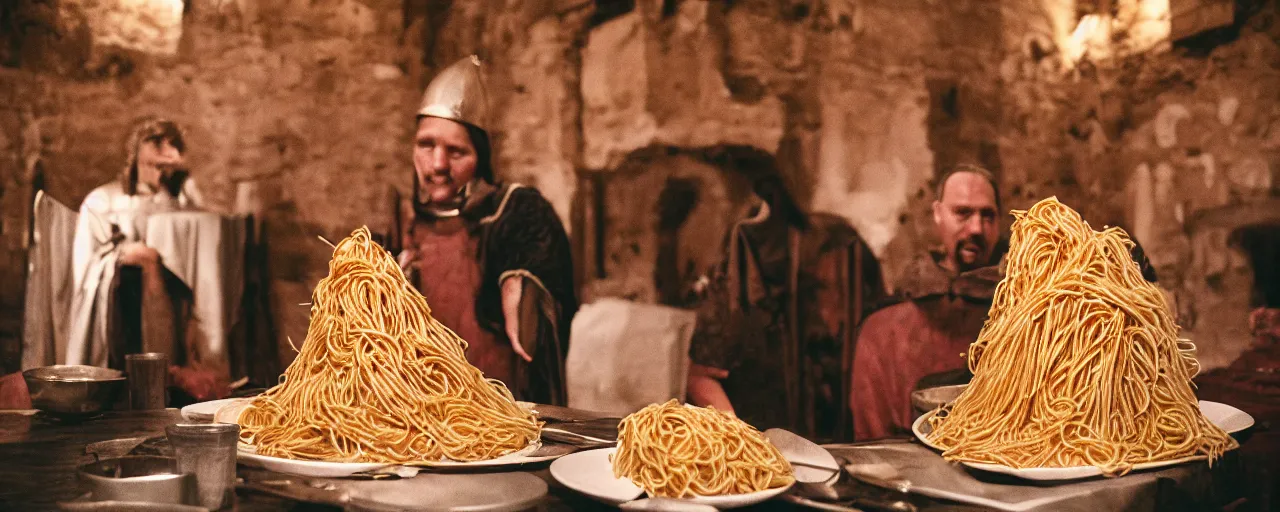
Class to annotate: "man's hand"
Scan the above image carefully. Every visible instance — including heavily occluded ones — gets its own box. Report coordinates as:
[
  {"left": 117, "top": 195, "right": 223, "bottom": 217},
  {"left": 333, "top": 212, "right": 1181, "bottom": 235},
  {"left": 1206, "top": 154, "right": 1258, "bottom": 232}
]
[
  {"left": 501, "top": 276, "right": 533, "bottom": 363},
  {"left": 688, "top": 363, "right": 729, "bottom": 380},
  {"left": 118, "top": 242, "right": 160, "bottom": 267},
  {"left": 687, "top": 362, "right": 734, "bottom": 415},
  {"left": 397, "top": 249, "right": 418, "bottom": 273},
  {"left": 169, "top": 366, "right": 230, "bottom": 402}
]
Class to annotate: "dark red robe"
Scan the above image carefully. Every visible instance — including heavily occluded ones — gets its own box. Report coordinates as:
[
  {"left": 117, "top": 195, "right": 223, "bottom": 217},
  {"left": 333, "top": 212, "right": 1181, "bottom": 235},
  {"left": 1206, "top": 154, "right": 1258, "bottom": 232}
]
[
  {"left": 850, "top": 253, "right": 1000, "bottom": 440},
  {"left": 401, "top": 182, "right": 577, "bottom": 406}
]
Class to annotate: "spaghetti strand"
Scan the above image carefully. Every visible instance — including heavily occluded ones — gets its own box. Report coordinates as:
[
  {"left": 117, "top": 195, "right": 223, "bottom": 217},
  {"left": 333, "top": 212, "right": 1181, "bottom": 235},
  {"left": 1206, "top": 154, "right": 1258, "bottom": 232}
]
[
  {"left": 926, "top": 197, "right": 1237, "bottom": 476},
  {"left": 237, "top": 227, "right": 541, "bottom": 463},
  {"left": 611, "top": 400, "right": 794, "bottom": 498}
]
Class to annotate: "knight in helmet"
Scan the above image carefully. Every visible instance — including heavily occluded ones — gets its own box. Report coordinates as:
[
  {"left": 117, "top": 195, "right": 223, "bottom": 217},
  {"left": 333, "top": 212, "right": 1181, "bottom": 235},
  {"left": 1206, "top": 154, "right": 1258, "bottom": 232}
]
[{"left": 397, "top": 56, "right": 578, "bottom": 406}]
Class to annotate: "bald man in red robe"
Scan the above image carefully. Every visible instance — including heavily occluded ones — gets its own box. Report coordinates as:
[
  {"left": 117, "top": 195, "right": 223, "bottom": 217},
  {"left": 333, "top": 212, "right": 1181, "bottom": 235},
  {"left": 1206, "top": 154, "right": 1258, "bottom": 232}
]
[{"left": 851, "top": 165, "right": 1003, "bottom": 440}]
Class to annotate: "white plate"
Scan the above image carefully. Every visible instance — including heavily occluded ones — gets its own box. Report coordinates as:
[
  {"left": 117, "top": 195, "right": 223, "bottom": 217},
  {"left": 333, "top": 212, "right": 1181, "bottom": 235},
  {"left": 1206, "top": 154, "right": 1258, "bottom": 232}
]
[
  {"left": 183, "top": 398, "right": 558, "bottom": 477},
  {"left": 183, "top": 398, "right": 539, "bottom": 423},
  {"left": 549, "top": 448, "right": 793, "bottom": 509},
  {"left": 912, "top": 400, "right": 1253, "bottom": 481},
  {"left": 236, "top": 436, "right": 562, "bottom": 477},
  {"left": 180, "top": 397, "right": 250, "bottom": 423}
]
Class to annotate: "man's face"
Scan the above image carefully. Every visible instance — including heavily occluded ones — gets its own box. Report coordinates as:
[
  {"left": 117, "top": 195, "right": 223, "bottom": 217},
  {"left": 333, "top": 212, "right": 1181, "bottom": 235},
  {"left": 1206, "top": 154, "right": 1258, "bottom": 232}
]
[
  {"left": 932, "top": 172, "right": 999, "bottom": 272},
  {"left": 136, "top": 139, "right": 184, "bottom": 189},
  {"left": 413, "top": 116, "right": 477, "bottom": 207}
]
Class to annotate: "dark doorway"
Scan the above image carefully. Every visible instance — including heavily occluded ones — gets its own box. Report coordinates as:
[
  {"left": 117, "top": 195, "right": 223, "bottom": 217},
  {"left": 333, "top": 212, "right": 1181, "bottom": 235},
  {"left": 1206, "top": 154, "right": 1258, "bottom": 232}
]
[{"left": 1233, "top": 224, "right": 1280, "bottom": 308}]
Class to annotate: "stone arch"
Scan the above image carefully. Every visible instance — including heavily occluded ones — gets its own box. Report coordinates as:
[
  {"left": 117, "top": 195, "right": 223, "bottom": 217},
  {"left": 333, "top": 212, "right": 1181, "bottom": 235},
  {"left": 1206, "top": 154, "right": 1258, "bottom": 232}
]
[
  {"left": 586, "top": 144, "right": 755, "bottom": 304},
  {"left": 585, "top": 143, "right": 851, "bottom": 306}
]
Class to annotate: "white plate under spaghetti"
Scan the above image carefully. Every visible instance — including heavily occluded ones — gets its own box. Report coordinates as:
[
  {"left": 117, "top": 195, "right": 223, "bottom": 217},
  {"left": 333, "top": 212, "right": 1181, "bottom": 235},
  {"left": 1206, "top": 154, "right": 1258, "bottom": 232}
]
[
  {"left": 182, "top": 398, "right": 539, "bottom": 423},
  {"left": 549, "top": 447, "right": 793, "bottom": 509},
  {"left": 235, "top": 440, "right": 553, "bottom": 478},
  {"left": 912, "top": 400, "right": 1253, "bottom": 481},
  {"left": 182, "top": 398, "right": 556, "bottom": 477},
  {"left": 180, "top": 397, "right": 249, "bottom": 423}
]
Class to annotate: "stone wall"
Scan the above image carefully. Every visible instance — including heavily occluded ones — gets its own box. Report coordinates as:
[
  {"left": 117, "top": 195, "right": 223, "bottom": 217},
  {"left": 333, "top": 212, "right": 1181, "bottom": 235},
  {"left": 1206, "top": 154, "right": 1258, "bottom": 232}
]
[
  {"left": 1, "top": 0, "right": 1276, "bottom": 373},
  {"left": 0, "top": 0, "right": 423, "bottom": 372},
  {"left": 993, "top": 2, "right": 1280, "bottom": 369}
]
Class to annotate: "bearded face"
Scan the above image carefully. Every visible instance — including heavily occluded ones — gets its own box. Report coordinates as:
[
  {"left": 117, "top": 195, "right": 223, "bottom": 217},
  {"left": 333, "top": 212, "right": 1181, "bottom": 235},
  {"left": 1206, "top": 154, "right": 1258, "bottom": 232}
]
[{"left": 932, "top": 172, "right": 999, "bottom": 272}]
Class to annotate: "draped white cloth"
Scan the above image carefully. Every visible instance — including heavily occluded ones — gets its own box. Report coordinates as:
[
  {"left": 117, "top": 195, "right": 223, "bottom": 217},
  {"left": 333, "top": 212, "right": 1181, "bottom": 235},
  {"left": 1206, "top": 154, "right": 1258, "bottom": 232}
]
[
  {"left": 24, "top": 182, "right": 244, "bottom": 381},
  {"left": 565, "top": 298, "right": 696, "bottom": 416}
]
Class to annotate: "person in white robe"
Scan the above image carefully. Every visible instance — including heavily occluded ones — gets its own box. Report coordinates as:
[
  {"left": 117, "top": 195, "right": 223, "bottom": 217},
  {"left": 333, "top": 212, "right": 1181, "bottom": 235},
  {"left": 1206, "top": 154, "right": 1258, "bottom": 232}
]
[{"left": 65, "top": 117, "right": 228, "bottom": 402}]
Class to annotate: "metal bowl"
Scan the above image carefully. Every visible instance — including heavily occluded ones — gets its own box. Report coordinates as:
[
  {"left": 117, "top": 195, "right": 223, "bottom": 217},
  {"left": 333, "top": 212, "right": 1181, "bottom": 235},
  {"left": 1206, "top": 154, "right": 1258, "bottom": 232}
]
[
  {"left": 910, "top": 384, "right": 968, "bottom": 419},
  {"left": 23, "top": 365, "right": 126, "bottom": 416},
  {"left": 78, "top": 456, "right": 197, "bottom": 505}
]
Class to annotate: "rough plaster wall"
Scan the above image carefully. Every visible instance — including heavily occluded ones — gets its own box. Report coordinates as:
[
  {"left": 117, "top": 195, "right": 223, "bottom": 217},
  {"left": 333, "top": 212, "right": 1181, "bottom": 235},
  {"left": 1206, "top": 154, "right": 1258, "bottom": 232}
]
[
  {"left": 0, "top": 0, "right": 419, "bottom": 370},
  {"left": 993, "top": 4, "right": 1280, "bottom": 370},
  {"left": 499, "top": 16, "right": 581, "bottom": 228},
  {"left": 810, "top": 80, "right": 934, "bottom": 261},
  {"left": 593, "top": 153, "right": 751, "bottom": 302},
  {"left": 68, "top": 0, "right": 185, "bottom": 57},
  {"left": 579, "top": 4, "right": 786, "bottom": 171},
  {"left": 2, "top": 0, "right": 1277, "bottom": 373}
]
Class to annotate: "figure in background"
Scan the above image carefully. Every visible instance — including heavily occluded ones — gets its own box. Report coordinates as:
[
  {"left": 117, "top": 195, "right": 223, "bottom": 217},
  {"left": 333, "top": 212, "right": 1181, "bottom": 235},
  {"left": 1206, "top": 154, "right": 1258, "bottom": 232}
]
[
  {"left": 685, "top": 165, "right": 886, "bottom": 443},
  {"left": 66, "top": 117, "right": 228, "bottom": 402},
  {"left": 396, "top": 56, "right": 578, "bottom": 406},
  {"left": 851, "top": 164, "right": 1004, "bottom": 440},
  {"left": 850, "top": 165, "right": 1160, "bottom": 440}
]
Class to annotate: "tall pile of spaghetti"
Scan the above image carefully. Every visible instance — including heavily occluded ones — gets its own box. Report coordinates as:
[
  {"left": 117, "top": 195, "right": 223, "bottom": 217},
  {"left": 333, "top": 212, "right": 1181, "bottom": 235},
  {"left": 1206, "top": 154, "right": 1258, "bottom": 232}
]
[
  {"left": 237, "top": 227, "right": 540, "bottom": 463},
  {"left": 611, "top": 400, "right": 794, "bottom": 497},
  {"left": 927, "top": 197, "right": 1236, "bottom": 476}
]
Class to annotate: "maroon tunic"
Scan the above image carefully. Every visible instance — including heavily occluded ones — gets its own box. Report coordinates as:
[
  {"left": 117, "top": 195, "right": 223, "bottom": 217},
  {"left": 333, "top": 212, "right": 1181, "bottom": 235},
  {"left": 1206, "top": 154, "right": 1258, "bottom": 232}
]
[
  {"left": 850, "top": 252, "right": 1000, "bottom": 440},
  {"left": 851, "top": 298, "right": 987, "bottom": 439},
  {"left": 407, "top": 217, "right": 514, "bottom": 385}
]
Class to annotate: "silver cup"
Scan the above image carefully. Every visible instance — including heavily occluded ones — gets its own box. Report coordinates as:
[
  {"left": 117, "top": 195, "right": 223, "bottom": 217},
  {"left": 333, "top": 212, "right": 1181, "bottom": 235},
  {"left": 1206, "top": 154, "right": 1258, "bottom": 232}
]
[{"left": 166, "top": 423, "right": 239, "bottom": 510}]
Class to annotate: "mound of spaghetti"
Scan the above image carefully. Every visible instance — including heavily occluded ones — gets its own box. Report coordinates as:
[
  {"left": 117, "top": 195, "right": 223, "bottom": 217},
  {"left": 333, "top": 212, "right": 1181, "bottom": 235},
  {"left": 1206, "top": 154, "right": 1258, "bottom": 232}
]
[
  {"left": 927, "top": 197, "right": 1237, "bottom": 476},
  {"left": 611, "top": 400, "right": 793, "bottom": 497},
  {"left": 237, "top": 227, "right": 540, "bottom": 463}
]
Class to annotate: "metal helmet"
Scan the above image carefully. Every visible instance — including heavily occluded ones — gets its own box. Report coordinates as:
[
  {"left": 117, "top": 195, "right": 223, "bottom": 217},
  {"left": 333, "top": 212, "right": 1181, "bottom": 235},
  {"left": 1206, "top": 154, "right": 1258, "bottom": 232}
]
[{"left": 416, "top": 55, "right": 488, "bottom": 133}]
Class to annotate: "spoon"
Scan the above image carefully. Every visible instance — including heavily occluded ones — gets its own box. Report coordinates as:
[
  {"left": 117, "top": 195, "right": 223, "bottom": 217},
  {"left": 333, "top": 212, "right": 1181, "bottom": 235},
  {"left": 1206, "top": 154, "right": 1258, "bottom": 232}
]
[{"left": 764, "top": 428, "right": 841, "bottom": 484}]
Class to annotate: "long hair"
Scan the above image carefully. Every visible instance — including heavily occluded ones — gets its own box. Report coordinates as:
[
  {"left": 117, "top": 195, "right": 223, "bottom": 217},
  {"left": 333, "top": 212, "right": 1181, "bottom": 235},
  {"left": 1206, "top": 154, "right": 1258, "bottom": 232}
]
[{"left": 120, "top": 118, "right": 187, "bottom": 196}]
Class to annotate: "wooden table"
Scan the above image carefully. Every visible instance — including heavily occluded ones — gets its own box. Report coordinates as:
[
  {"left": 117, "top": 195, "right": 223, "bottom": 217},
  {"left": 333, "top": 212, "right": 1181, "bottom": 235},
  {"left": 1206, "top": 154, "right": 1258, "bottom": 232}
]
[
  {"left": 0, "top": 409, "right": 813, "bottom": 511},
  {"left": 0, "top": 408, "right": 1250, "bottom": 511}
]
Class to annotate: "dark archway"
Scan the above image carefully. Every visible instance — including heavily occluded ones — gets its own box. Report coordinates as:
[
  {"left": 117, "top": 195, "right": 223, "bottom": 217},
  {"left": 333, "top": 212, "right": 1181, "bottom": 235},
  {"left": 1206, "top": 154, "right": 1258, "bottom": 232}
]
[{"left": 1232, "top": 224, "right": 1280, "bottom": 309}]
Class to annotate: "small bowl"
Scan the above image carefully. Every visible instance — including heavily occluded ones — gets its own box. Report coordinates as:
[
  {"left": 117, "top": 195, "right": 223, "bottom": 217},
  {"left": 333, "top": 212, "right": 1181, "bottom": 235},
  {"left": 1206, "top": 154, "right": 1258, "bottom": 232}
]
[
  {"left": 23, "top": 365, "right": 127, "bottom": 417},
  {"left": 78, "top": 456, "right": 197, "bottom": 505},
  {"left": 910, "top": 384, "right": 968, "bottom": 418}
]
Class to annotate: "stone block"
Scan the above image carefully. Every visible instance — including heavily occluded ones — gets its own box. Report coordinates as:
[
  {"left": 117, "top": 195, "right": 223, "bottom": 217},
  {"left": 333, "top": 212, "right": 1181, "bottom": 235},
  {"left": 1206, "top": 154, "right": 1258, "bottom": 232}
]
[
  {"left": 580, "top": 8, "right": 784, "bottom": 171},
  {"left": 1155, "top": 103, "right": 1191, "bottom": 149},
  {"left": 1218, "top": 96, "right": 1240, "bottom": 125},
  {"left": 580, "top": 12, "right": 657, "bottom": 170},
  {"left": 70, "top": 0, "right": 184, "bottom": 56}
]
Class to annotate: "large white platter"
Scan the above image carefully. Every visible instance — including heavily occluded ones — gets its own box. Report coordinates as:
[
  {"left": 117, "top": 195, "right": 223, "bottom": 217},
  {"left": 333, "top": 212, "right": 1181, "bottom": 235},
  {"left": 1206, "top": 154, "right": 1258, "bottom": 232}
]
[
  {"left": 180, "top": 397, "right": 248, "bottom": 423},
  {"left": 912, "top": 400, "right": 1253, "bottom": 481},
  {"left": 180, "top": 398, "right": 541, "bottom": 423},
  {"left": 549, "top": 447, "right": 793, "bottom": 509},
  {"left": 182, "top": 397, "right": 561, "bottom": 477}
]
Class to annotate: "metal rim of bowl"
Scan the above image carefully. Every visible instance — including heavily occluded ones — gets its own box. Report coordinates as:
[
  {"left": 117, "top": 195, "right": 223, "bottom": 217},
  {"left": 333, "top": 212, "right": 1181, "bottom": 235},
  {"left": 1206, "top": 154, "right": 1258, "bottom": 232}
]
[
  {"left": 23, "top": 365, "right": 127, "bottom": 383},
  {"left": 77, "top": 456, "right": 185, "bottom": 483},
  {"left": 910, "top": 384, "right": 968, "bottom": 411}
]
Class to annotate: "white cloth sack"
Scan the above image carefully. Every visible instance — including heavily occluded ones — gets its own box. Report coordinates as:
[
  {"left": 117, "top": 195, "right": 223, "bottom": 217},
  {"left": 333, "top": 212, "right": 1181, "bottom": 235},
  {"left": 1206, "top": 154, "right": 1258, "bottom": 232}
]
[
  {"left": 22, "top": 192, "right": 79, "bottom": 369},
  {"left": 144, "top": 211, "right": 247, "bottom": 368},
  {"left": 566, "top": 298, "right": 696, "bottom": 416}
]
